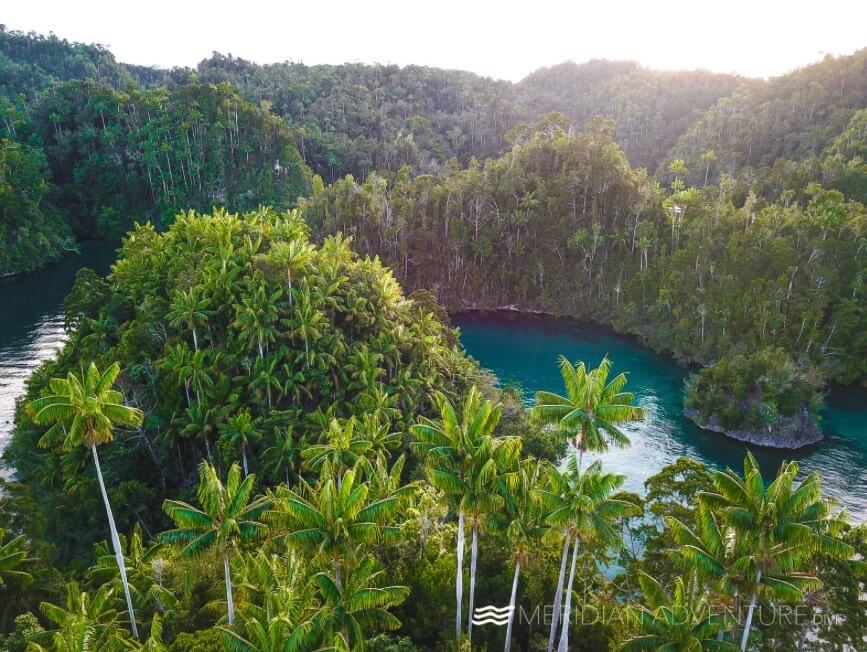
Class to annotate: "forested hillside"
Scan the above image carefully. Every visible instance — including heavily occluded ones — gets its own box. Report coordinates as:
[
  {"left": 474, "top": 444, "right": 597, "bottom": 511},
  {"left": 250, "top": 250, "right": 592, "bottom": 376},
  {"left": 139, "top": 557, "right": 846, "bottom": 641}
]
[{"left": 304, "top": 116, "right": 867, "bottom": 384}]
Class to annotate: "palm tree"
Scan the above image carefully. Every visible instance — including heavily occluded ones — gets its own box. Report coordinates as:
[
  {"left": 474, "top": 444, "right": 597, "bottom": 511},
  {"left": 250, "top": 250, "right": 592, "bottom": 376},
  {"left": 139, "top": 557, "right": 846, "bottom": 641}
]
[
  {"left": 28, "top": 582, "right": 132, "bottom": 651},
  {"left": 621, "top": 572, "right": 736, "bottom": 651},
  {"left": 166, "top": 287, "right": 211, "bottom": 351},
  {"left": 541, "top": 458, "right": 641, "bottom": 652},
  {"left": 267, "top": 463, "right": 407, "bottom": 592},
  {"left": 160, "top": 462, "right": 271, "bottom": 625},
  {"left": 220, "top": 410, "right": 261, "bottom": 477},
  {"left": 0, "top": 528, "right": 34, "bottom": 590},
  {"left": 29, "top": 362, "right": 144, "bottom": 639},
  {"left": 411, "top": 386, "right": 520, "bottom": 643},
  {"left": 302, "top": 418, "right": 374, "bottom": 483},
  {"left": 262, "top": 427, "right": 305, "bottom": 488},
  {"left": 665, "top": 503, "right": 754, "bottom": 643},
  {"left": 311, "top": 554, "right": 409, "bottom": 650},
  {"left": 219, "top": 552, "right": 318, "bottom": 652},
  {"left": 233, "top": 285, "right": 280, "bottom": 359},
  {"left": 88, "top": 524, "right": 175, "bottom": 619},
  {"left": 699, "top": 453, "right": 853, "bottom": 651},
  {"left": 268, "top": 237, "right": 314, "bottom": 306},
  {"left": 496, "top": 458, "right": 548, "bottom": 652},
  {"left": 250, "top": 357, "right": 282, "bottom": 409},
  {"left": 533, "top": 356, "right": 644, "bottom": 472}
]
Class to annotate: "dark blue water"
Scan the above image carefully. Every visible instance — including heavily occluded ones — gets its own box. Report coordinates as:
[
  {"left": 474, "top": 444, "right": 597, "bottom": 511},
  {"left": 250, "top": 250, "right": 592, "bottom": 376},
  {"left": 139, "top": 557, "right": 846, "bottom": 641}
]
[
  {"left": 0, "top": 243, "right": 116, "bottom": 468},
  {"left": 454, "top": 312, "right": 867, "bottom": 521}
]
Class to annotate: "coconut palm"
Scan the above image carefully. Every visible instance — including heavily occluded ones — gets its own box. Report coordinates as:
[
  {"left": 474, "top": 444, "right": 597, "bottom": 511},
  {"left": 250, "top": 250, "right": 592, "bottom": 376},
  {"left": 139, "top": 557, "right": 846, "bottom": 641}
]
[
  {"left": 29, "top": 361, "right": 144, "bottom": 638},
  {"left": 411, "top": 386, "right": 521, "bottom": 642},
  {"left": 219, "top": 551, "right": 318, "bottom": 652},
  {"left": 541, "top": 458, "right": 641, "bottom": 652},
  {"left": 266, "top": 462, "right": 407, "bottom": 592},
  {"left": 88, "top": 524, "right": 175, "bottom": 619},
  {"left": 250, "top": 357, "right": 282, "bottom": 409},
  {"left": 699, "top": 453, "right": 853, "bottom": 650},
  {"left": 268, "top": 237, "right": 314, "bottom": 306},
  {"left": 311, "top": 554, "right": 409, "bottom": 650},
  {"left": 233, "top": 285, "right": 280, "bottom": 359},
  {"left": 262, "top": 427, "right": 306, "bottom": 488},
  {"left": 533, "top": 355, "right": 644, "bottom": 471},
  {"left": 302, "top": 418, "right": 374, "bottom": 483},
  {"left": 166, "top": 287, "right": 211, "bottom": 351},
  {"left": 0, "top": 528, "right": 34, "bottom": 590},
  {"left": 621, "top": 572, "right": 736, "bottom": 651},
  {"left": 496, "top": 458, "right": 549, "bottom": 652},
  {"left": 28, "top": 582, "right": 132, "bottom": 651},
  {"left": 160, "top": 462, "right": 271, "bottom": 625},
  {"left": 220, "top": 409, "right": 261, "bottom": 477}
]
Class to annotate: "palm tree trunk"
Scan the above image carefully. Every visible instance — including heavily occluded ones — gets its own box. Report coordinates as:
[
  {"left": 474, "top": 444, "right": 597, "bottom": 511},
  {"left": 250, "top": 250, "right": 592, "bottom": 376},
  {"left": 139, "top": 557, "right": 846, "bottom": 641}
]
[
  {"left": 223, "top": 553, "right": 235, "bottom": 626},
  {"left": 547, "top": 531, "right": 571, "bottom": 652},
  {"left": 92, "top": 445, "right": 139, "bottom": 639},
  {"left": 205, "top": 438, "right": 212, "bottom": 461},
  {"left": 468, "top": 520, "right": 479, "bottom": 642},
  {"left": 504, "top": 559, "right": 520, "bottom": 652},
  {"left": 241, "top": 444, "right": 249, "bottom": 477},
  {"left": 192, "top": 326, "right": 199, "bottom": 351},
  {"left": 740, "top": 570, "right": 762, "bottom": 651},
  {"left": 455, "top": 510, "right": 465, "bottom": 640},
  {"left": 557, "top": 538, "right": 580, "bottom": 652}
]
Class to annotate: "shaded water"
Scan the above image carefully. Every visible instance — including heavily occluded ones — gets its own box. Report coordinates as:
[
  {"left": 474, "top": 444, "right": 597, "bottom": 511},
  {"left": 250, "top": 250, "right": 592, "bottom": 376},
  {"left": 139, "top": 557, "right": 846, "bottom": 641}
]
[
  {"left": 454, "top": 312, "right": 867, "bottom": 521},
  {"left": 0, "top": 244, "right": 116, "bottom": 466}
]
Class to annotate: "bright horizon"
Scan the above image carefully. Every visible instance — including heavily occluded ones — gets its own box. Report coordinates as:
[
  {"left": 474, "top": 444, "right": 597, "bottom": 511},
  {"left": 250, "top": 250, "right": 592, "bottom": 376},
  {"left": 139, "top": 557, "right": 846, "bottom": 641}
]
[{"left": 4, "top": 0, "right": 867, "bottom": 82}]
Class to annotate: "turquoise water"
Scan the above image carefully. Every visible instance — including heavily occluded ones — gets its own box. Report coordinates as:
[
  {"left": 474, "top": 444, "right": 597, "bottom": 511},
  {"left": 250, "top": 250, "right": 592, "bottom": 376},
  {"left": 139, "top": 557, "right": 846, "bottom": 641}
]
[
  {"left": 454, "top": 311, "right": 867, "bottom": 521},
  {"left": 1, "top": 252, "right": 864, "bottom": 520}
]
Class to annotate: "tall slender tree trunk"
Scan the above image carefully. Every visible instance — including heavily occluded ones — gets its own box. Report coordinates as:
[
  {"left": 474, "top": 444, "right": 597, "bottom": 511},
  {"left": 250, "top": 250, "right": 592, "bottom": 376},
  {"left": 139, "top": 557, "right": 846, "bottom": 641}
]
[
  {"left": 223, "top": 553, "right": 235, "bottom": 626},
  {"left": 92, "top": 445, "right": 139, "bottom": 639},
  {"left": 455, "top": 510, "right": 465, "bottom": 640},
  {"left": 547, "top": 532, "right": 571, "bottom": 652},
  {"left": 468, "top": 520, "right": 479, "bottom": 642},
  {"left": 192, "top": 327, "right": 199, "bottom": 351},
  {"left": 557, "top": 538, "right": 580, "bottom": 652},
  {"left": 241, "top": 444, "right": 249, "bottom": 477},
  {"left": 740, "top": 570, "right": 762, "bottom": 651},
  {"left": 205, "top": 439, "right": 212, "bottom": 461},
  {"left": 504, "top": 560, "right": 521, "bottom": 652}
]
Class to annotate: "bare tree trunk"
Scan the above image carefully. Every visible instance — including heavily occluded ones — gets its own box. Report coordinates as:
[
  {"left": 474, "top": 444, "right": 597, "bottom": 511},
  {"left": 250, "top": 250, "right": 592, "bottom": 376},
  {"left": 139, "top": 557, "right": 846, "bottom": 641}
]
[
  {"left": 468, "top": 520, "right": 479, "bottom": 642},
  {"left": 740, "top": 570, "right": 762, "bottom": 651},
  {"left": 547, "top": 532, "right": 571, "bottom": 652},
  {"left": 455, "top": 510, "right": 465, "bottom": 640},
  {"left": 241, "top": 444, "right": 249, "bottom": 477},
  {"left": 92, "top": 445, "right": 139, "bottom": 639},
  {"left": 223, "top": 553, "right": 235, "bottom": 626},
  {"left": 557, "top": 538, "right": 580, "bottom": 652},
  {"left": 504, "top": 560, "right": 521, "bottom": 652}
]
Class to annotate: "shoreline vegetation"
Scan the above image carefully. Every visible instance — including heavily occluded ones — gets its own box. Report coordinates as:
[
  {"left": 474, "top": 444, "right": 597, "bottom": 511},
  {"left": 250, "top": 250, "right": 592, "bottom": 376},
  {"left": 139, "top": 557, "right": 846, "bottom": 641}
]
[{"left": 0, "top": 25, "right": 865, "bottom": 651}]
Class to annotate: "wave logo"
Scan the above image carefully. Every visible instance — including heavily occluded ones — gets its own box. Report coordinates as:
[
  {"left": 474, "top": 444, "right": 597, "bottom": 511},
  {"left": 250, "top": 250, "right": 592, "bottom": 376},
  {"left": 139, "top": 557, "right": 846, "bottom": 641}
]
[{"left": 471, "top": 604, "right": 513, "bottom": 626}]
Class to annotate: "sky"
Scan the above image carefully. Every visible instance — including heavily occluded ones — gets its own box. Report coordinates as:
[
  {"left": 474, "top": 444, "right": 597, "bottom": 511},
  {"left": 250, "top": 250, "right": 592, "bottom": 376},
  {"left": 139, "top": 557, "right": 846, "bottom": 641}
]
[{"left": 4, "top": 0, "right": 867, "bottom": 81}]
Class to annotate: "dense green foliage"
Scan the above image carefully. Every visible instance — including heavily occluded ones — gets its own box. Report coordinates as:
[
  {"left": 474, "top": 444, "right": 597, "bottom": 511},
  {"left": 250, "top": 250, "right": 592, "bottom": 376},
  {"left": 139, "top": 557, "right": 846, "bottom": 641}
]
[
  {"left": 684, "top": 348, "right": 823, "bottom": 431},
  {"left": 304, "top": 118, "right": 867, "bottom": 384},
  {"left": 666, "top": 49, "right": 867, "bottom": 185},
  {"left": 0, "top": 24, "right": 865, "bottom": 651},
  {"left": 8, "top": 207, "right": 479, "bottom": 563},
  {"left": 30, "top": 81, "right": 309, "bottom": 237},
  {"left": 0, "top": 134, "right": 71, "bottom": 275},
  {"left": 0, "top": 27, "right": 136, "bottom": 99}
]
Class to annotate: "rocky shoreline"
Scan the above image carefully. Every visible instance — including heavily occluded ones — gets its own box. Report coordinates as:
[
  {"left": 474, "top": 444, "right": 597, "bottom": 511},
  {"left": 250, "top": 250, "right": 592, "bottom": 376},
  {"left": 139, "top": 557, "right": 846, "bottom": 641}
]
[{"left": 684, "top": 407, "right": 823, "bottom": 449}]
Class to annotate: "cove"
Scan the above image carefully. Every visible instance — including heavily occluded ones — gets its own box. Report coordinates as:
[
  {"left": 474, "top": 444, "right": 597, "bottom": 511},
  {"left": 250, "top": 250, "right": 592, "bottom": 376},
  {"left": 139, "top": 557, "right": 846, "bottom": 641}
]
[{"left": 453, "top": 311, "right": 867, "bottom": 522}]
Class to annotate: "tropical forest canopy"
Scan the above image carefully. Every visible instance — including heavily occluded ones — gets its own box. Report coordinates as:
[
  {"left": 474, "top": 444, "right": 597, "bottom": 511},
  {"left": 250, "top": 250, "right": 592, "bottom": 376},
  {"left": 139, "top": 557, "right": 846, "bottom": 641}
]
[{"left": 0, "top": 24, "right": 865, "bottom": 652}]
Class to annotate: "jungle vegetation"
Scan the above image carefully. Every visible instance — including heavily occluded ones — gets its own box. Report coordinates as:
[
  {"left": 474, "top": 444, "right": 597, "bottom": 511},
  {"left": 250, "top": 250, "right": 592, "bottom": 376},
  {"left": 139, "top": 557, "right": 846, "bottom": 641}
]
[{"left": 0, "top": 25, "right": 865, "bottom": 651}]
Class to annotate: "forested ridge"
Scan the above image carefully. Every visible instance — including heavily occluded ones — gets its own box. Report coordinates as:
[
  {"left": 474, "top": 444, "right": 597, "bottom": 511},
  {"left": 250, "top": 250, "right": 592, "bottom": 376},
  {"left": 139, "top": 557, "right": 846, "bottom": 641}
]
[{"left": 0, "top": 25, "right": 866, "bottom": 652}]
